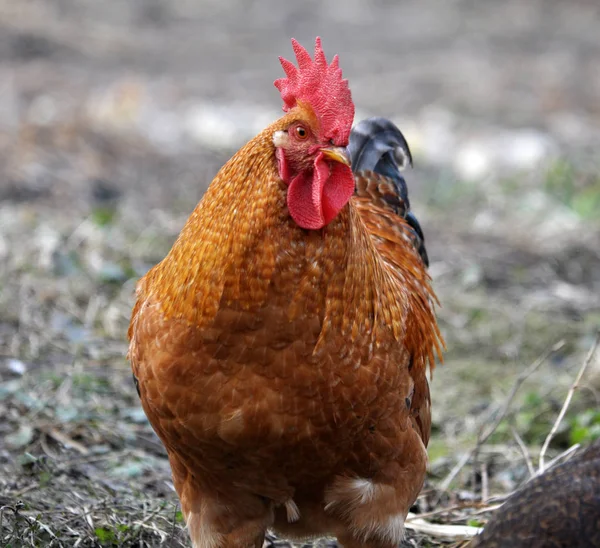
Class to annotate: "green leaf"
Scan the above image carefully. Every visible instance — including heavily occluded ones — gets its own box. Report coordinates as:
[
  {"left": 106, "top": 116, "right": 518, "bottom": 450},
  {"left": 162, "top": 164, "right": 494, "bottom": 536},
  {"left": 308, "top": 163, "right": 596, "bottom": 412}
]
[
  {"left": 95, "top": 526, "right": 116, "bottom": 544},
  {"left": 39, "top": 470, "right": 53, "bottom": 487},
  {"left": 570, "top": 425, "right": 590, "bottom": 445},
  {"left": 92, "top": 207, "right": 117, "bottom": 227}
]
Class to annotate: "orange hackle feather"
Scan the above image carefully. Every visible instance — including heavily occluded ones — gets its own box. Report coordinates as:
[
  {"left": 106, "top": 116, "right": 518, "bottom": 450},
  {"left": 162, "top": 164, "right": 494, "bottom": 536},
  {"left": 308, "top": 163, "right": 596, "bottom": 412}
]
[{"left": 128, "top": 38, "right": 443, "bottom": 548}]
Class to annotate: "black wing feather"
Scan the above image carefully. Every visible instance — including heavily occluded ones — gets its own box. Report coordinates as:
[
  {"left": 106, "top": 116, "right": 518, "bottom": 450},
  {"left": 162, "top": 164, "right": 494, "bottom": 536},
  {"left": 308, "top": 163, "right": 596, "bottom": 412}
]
[{"left": 349, "top": 117, "right": 429, "bottom": 267}]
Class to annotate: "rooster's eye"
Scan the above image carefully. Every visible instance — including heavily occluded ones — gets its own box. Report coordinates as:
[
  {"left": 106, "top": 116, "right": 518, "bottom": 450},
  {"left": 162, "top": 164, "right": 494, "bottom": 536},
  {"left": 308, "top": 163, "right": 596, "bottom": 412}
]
[{"left": 295, "top": 126, "right": 308, "bottom": 139}]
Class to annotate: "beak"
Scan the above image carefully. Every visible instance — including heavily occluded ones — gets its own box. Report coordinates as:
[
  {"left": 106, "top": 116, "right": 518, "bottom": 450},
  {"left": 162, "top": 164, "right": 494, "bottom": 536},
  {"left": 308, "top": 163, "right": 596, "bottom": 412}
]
[{"left": 320, "top": 146, "right": 351, "bottom": 167}]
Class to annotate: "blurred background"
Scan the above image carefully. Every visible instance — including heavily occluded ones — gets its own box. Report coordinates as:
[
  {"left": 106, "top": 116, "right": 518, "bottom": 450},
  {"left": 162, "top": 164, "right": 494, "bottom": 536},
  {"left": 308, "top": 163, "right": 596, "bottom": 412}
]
[{"left": 1, "top": 1, "right": 599, "bottom": 546}]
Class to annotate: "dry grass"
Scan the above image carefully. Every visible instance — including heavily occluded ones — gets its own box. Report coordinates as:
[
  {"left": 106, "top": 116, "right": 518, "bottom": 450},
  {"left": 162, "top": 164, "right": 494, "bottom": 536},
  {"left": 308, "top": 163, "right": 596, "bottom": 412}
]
[{"left": 1, "top": 2, "right": 600, "bottom": 544}]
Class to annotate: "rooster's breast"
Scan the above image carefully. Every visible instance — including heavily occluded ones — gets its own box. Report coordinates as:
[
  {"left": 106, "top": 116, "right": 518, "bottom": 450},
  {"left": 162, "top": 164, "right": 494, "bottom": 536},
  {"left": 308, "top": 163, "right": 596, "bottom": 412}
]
[{"left": 132, "top": 293, "right": 416, "bottom": 493}]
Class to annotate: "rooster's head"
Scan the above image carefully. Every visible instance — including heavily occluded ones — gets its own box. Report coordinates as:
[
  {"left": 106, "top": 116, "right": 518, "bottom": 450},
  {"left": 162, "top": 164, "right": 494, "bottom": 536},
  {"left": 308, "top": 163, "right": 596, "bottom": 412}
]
[{"left": 273, "top": 37, "right": 355, "bottom": 230}]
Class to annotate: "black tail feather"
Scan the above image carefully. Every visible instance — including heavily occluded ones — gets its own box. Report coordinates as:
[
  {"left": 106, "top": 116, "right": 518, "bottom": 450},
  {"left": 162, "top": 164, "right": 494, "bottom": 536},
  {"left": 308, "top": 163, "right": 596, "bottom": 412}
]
[{"left": 349, "top": 117, "right": 429, "bottom": 267}]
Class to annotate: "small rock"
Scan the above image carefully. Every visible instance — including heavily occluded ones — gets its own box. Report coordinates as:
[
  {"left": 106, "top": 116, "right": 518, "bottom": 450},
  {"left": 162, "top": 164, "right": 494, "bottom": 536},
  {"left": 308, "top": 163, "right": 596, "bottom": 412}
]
[
  {"left": 6, "top": 424, "right": 34, "bottom": 449},
  {"left": 7, "top": 359, "right": 27, "bottom": 375}
]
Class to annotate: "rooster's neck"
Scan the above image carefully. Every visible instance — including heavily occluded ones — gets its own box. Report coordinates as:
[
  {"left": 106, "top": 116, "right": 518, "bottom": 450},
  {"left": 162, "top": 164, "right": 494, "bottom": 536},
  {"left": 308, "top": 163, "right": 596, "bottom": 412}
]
[{"left": 142, "top": 122, "right": 367, "bottom": 330}]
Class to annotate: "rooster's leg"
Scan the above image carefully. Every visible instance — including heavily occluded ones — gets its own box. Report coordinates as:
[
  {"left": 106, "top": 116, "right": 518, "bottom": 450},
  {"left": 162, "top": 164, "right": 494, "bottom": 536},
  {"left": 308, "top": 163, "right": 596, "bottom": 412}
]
[
  {"left": 170, "top": 454, "right": 273, "bottom": 548},
  {"left": 184, "top": 498, "right": 272, "bottom": 548},
  {"left": 186, "top": 512, "right": 269, "bottom": 548}
]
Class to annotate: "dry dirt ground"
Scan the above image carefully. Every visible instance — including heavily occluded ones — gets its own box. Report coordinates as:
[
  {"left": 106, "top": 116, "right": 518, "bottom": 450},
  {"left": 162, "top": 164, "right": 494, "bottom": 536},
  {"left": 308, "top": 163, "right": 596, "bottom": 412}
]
[{"left": 1, "top": 1, "right": 599, "bottom": 546}]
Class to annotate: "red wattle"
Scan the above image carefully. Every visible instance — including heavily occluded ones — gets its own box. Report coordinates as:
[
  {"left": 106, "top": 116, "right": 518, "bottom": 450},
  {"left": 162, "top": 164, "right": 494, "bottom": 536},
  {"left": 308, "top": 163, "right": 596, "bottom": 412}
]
[
  {"left": 286, "top": 152, "right": 354, "bottom": 230},
  {"left": 321, "top": 160, "right": 354, "bottom": 224}
]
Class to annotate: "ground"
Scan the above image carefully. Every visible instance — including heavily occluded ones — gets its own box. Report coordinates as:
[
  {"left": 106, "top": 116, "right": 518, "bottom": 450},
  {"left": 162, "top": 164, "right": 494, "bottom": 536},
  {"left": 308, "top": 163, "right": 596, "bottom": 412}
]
[{"left": 0, "top": 1, "right": 599, "bottom": 546}]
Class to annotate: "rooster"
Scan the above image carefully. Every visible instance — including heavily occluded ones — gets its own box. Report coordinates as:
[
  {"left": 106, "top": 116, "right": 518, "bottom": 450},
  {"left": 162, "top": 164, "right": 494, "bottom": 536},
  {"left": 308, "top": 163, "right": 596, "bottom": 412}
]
[{"left": 128, "top": 38, "right": 442, "bottom": 548}]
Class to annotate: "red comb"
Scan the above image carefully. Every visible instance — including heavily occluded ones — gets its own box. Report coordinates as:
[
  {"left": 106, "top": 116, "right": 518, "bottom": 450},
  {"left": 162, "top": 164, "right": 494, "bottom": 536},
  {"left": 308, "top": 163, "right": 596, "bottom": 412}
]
[{"left": 274, "top": 37, "right": 354, "bottom": 146}]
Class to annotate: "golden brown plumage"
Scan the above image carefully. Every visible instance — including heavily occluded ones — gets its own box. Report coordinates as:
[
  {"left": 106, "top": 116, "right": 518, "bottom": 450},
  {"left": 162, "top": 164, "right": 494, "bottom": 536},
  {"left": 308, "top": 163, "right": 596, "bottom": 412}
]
[{"left": 128, "top": 38, "right": 442, "bottom": 548}]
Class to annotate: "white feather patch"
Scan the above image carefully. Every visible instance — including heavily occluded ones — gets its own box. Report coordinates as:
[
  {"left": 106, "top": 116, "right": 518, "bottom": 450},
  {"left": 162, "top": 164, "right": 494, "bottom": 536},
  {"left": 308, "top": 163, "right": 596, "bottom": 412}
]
[
  {"left": 272, "top": 130, "right": 289, "bottom": 147},
  {"left": 324, "top": 476, "right": 406, "bottom": 545},
  {"left": 358, "top": 513, "right": 405, "bottom": 544},
  {"left": 284, "top": 499, "right": 301, "bottom": 523},
  {"left": 348, "top": 478, "right": 376, "bottom": 504}
]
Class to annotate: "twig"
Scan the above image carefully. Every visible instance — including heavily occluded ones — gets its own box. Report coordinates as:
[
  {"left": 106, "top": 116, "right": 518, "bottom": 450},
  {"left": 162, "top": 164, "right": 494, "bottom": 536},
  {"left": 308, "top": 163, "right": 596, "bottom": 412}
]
[
  {"left": 511, "top": 426, "right": 535, "bottom": 478},
  {"left": 0, "top": 501, "right": 25, "bottom": 539},
  {"left": 43, "top": 427, "right": 90, "bottom": 455},
  {"left": 405, "top": 512, "right": 483, "bottom": 539},
  {"left": 469, "top": 502, "right": 505, "bottom": 516},
  {"left": 407, "top": 500, "right": 503, "bottom": 521},
  {"left": 539, "top": 331, "right": 600, "bottom": 473},
  {"left": 436, "top": 341, "right": 565, "bottom": 500},
  {"left": 541, "top": 443, "right": 580, "bottom": 474},
  {"left": 12, "top": 484, "right": 40, "bottom": 498},
  {"left": 168, "top": 502, "right": 184, "bottom": 545},
  {"left": 478, "top": 339, "right": 565, "bottom": 447},
  {"left": 438, "top": 451, "right": 471, "bottom": 493},
  {"left": 25, "top": 516, "right": 57, "bottom": 539},
  {"left": 480, "top": 462, "right": 489, "bottom": 502}
]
